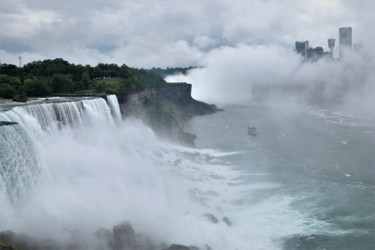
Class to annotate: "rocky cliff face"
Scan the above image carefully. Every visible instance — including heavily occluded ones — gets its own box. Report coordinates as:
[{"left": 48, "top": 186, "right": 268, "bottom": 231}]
[
  {"left": 119, "top": 83, "right": 218, "bottom": 146},
  {"left": 119, "top": 83, "right": 193, "bottom": 104}
]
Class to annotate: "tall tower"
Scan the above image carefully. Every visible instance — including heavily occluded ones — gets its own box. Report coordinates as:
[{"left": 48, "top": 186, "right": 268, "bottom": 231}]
[
  {"left": 295, "top": 41, "right": 309, "bottom": 59},
  {"left": 328, "top": 38, "right": 335, "bottom": 58},
  {"left": 339, "top": 27, "right": 352, "bottom": 58},
  {"left": 19, "top": 56, "right": 22, "bottom": 68}
]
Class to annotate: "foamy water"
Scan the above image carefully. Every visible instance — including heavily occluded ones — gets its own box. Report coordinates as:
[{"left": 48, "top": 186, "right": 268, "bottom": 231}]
[{"left": 2, "top": 99, "right": 374, "bottom": 249}]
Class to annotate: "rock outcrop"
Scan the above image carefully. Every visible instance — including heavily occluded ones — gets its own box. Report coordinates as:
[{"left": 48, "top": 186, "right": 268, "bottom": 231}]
[
  {"left": 121, "top": 82, "right": 218, "bottom": 146},
  {"left": 0, "top": 121, "right": 17, "bottom": 126},
  {"left": 163, "top": 244, "right": 191, "bottom": 250},
  {"left": 204, "top": 213, "right": 219, "bottom": 224}
]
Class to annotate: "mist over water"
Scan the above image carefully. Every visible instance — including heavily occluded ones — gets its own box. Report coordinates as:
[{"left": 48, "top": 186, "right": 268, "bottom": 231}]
[
  {"left": 166, "top": 43, "right": 375, "bottom": 118},
  {"left": 2, "top": 96, "right": 297, "bottom": 249},
  {"left": 163, "top": 41, "right": 375, "bottom": 249},
  {"left": 185, "top": 103, "right": 375, "bottom": 250},
  {"left": 1, "top": 52, "right": 374, "bottom": 250}
]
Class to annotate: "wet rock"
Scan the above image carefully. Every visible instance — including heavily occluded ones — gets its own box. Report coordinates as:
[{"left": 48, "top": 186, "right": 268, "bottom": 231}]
[
  {"left": 0, "top": 230, "right": 37, "bottom": 249},
  {"left": 0, "top": 121, "right": 17, "bottom": 126},
  {"left": 223, "top": 216, "right": 233, "bottom": 227},
  {"left": 163, "top": 244, "right": 191, "bottom": 250},
  {"left": 204, "top": 213, "right": 219, "bottom": 224},
  {"left": 113, "top": 222, "right": 136, "bottom": 250},
  {"left": 99, "top": 222, "right": 160, "bottom": 250}
]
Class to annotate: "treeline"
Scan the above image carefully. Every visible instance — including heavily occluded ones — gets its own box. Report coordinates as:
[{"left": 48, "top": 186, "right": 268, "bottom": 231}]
[{"left": 0, "top": 58, "right": 167, "bottom": 101}]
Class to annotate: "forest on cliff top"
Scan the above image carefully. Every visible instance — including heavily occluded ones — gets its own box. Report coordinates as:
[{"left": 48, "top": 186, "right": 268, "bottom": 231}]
[{"left": 0, "top": 58, "right": 180, "bottom": 101}]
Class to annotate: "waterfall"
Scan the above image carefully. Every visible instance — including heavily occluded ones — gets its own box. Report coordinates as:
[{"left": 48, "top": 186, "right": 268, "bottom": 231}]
[
  {"left": 0, "top": 96, "right": 121, "bottom": 204},
  {"left": 107, "top": 95, "right": 122, "bottom": 122},
  {"left": 0, "top": 122, "right": 42, "bottom": 205}
]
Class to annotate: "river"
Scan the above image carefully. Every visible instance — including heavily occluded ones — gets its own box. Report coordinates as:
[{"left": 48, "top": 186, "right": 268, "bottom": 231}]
[{"left": 185, "top": 103, "right": 375, "bottom": 250}]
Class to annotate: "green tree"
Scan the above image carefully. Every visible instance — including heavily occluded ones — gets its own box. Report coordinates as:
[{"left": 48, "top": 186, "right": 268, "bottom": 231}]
[
  {"left": 23, "top": 77, "right": 51, "bottom": 97},
  {"left": 81, "top": 71, "right": 91, "bottom": 88},
  {"left": 0, "top": 74, "right": 22, "bottom": 87},
  {"left": 0, "top": 84, "right": 17, "bottom": 98},
  {"left": 50, "top": 74, "right": 73, "bottom": 93}
]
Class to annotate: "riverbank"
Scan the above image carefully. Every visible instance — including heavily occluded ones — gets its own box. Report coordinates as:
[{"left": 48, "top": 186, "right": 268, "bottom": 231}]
[{"left": 0, "top": 222, "right": 208, "bottom": 250}]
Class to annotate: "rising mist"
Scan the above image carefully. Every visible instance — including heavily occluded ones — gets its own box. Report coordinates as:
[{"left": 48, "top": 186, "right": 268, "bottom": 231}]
[{"left": 167, "top": 43, "right": 375, "bottom": 117}]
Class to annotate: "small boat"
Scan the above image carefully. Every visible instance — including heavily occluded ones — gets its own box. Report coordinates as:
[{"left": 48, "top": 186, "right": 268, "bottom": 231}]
[{"left": 248, "top": 126, "right": 257, "bottom": 135}]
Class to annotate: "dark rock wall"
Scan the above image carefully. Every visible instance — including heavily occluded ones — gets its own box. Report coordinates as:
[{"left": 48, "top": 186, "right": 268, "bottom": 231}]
[
  {"left": 119, "top": 83, "right": 193, "bottom": 106},
  {"left": 118, "top": 82, "right": 217, "bottom": 146}
]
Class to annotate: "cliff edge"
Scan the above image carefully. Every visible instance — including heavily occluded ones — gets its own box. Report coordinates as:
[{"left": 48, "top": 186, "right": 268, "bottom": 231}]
[{"left": 119, "top": 82, "right": 218, "bottom": 146}]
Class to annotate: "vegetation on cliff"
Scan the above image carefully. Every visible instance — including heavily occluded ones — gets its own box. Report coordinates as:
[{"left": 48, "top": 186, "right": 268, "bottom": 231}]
[
  {"left": 0, "top": 58, "right": 218, "bottom": 145},
  {"left": 0, "top": 58, "right": 167, "bottom": 100}
]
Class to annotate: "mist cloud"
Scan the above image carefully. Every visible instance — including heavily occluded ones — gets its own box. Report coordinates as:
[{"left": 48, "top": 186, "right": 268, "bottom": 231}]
[{"left": 167, "top": 42, "right": 375, "bottom": 118}]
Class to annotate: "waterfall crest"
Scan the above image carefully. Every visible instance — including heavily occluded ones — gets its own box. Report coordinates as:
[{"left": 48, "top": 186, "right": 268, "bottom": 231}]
[
  {"left": 0, "top": 97, "right": 114, "bottom": 133},
  {"left": 0, "top": 96, "right": 121, "bottom": 204},
  {"left": 107, "top": 94, "right": 122, "bottom": 122}
]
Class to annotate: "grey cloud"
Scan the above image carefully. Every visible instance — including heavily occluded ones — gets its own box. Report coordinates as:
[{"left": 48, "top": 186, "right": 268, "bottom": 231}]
[
  {"left": 0, "top": 36, "right": 34, "bottom": 53},
  {"left": 3, "top": 0, "right": 375, "bottom": 118},
  {"left": 0, "top": 0, "right": 375, "bottom": 69}
]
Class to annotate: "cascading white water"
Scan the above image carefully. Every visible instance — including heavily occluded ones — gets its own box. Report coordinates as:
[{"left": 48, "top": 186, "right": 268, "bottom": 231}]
[
  {"left": 0, "top": 95, "right": 280, "bottom": 249},
  {"left": 107, "top": 94, "right": 122, "bottom": 122},
  {"left": 1, "top": 96, "right": 208, "bottom": 246},
  {"left": 0, "top": 97, "right": 116, "bottom": 205},
  {"left": 0, "top": 123, "right": 42, "bottom": 205},
  {"left": 0, "top": 98, "right": 113, "bottom": 134}
]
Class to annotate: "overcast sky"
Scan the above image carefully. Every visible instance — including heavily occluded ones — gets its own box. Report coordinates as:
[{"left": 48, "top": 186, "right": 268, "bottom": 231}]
[{"left": 0, "top": 0, "right": 374, "bottom": 68}]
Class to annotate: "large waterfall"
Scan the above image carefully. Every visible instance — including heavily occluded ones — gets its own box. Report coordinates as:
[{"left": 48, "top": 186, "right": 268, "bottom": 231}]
[
  {"left": 0, "top": 94, "right": 254, "bottom": 250},
  {"left": 0, "top": 122, "right": 41, "bottom": 205},
  {"left": 0, "top": 96, "right": 119, "bottom": 205}
]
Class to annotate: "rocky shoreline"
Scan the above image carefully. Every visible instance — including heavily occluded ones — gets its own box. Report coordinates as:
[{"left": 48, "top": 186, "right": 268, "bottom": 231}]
[{"left": 0, "top": 217, "right": 232, "bottom": 250}]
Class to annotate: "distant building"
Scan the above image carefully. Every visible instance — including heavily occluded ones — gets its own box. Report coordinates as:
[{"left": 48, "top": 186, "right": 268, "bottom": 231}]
[
  {"left": 328, "top": 38, "right": 335, "bottom": 58},
  {"left": 306, "top": 47, "right": 324, "bottom": 61},
  {"left": 339, "top": 27, "right": 352, "bottom": 58},
  {"left": 295, "top": 41, "right": 309, "bottom": 58},
  {"left": 295, "top": 41, "right": 325, "bottom": 61}
]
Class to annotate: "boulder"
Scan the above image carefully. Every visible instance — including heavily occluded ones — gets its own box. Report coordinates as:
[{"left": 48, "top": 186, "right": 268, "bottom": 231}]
[
  {"left": 0, "top": 230, "right": 36, "bottom": 249},
  {"left": 204, "top": 213, "right": 219, "bottom": 224},
  {"left": 0, "top": 121, "right": 17, "bottom": 126},
  {"left": 163, "top": 244, "right": 191, "bottom": 250},
  {"left": 112, "top": 222, "right": 136, "bottom": 250}
]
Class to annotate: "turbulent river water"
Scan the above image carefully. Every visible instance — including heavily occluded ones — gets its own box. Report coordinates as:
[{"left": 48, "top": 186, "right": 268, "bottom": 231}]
[
  {"left": 0, "top": 98, "right": 374, "bottom": 250},
  {"left": 185, "top": 104, "right": 375, "bottom": 250}
]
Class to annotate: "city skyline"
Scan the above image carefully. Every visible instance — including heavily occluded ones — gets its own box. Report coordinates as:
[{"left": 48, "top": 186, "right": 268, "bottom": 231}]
[
  {"left": 0, "top": 0, "right": 374, "bottom": 67},
  {"left": 295, "top": 26, "right": 356, "bottom": 60}
]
